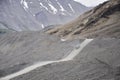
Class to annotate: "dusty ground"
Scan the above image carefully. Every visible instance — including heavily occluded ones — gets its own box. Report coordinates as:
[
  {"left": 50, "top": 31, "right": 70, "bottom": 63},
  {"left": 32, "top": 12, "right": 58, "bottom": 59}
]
[
  {"left": 0, "top": 31, "right": 81, "bottom": 77},
  {"left": 11, "top": 38, "right": 120, "bottom": 80}
]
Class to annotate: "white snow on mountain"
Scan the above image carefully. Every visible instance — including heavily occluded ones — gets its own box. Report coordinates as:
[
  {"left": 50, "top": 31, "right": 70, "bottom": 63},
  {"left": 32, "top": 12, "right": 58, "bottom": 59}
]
[
  {"left": 40, "top": 3, "right": 49, "bottom": 11},
  {"left": 57, "top": 2, "right": 66, "bottom": 12},
  {"left": 23, "top": 0, "right": 29, "bottom": 9},
  {"left": 21, "top": 0, "right": 29, "bottom": 11},
  {"left": 0, "top": 0, "right": 90, "bottom": 31},
  {"left": 41, "top": 24, "right": 45, "bottom": 29},
  {"left": 48, "top": 4, "right": 58, "bottom": 14},
  {"left": 68, "top": 3, "right": 75, "bottom": 13}
]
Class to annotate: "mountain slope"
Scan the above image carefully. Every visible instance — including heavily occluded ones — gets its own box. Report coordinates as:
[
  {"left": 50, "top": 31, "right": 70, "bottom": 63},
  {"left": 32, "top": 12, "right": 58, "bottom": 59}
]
[
  {"left": 0, "top": 0, "right": 42, "bottom": 31},
  {"left": 46, "top": 0, "right": 120, "bottom": 39},
  {"left": 0, "top": 31, "right": 80, "bottom": 77},
  {"left": 10, "top": 38, "right": 120, "bottom": 80},
  {"left": 27, "top": 0, "right": 89, "bottom": 26},
  {"left": 0, "top": 0, "right": 89, "bottom": 31}
]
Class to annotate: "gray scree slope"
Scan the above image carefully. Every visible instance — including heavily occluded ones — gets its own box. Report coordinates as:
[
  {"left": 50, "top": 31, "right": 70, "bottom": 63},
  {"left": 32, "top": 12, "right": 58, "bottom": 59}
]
[
  {"left": 11, "top": 38, "right": 120, "bottom": 80},
  {"left": 0, "top": 31, "right": 81, "bottom": 77},
  {"left": 0, "top": 39, "right": 93, "bottom": 80}
]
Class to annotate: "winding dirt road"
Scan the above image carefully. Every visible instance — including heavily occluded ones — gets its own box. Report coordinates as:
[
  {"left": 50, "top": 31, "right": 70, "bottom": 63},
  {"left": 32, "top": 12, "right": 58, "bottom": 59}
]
[{"left": 0, "top": 39, "right": 93, "bottom": 80}]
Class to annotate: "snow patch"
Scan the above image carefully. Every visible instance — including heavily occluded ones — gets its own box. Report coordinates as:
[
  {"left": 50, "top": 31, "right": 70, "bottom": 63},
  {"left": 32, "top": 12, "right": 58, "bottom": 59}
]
[
  {"left": 61, "top": 12, "right": 66, "bottom": 15},
  {"left": 20, "top": 0, "right": 24, "bottom": 4},
  {"left": 40, "top": 3, "right": 48, "bottom": 11},
  {"left": 41, "top": 24, "right": 45, "bottom": 29},
  {"left": 57, "top": 2, "right": 65, "bottom": 12},
  {"left": 48, "top": 4, "right": 57, "bottom": 14},
  {"left": 21, "top": 0, "right": 29, "bottom": 11},
  {"left": 68, "top": 3, "right": 75, "bottom": 13},
  {"left": 61, "top": 38, "right": 66, "bottom": 42},
  {"left": 23, "top": 0, "right": 29, "bottom": 8}
]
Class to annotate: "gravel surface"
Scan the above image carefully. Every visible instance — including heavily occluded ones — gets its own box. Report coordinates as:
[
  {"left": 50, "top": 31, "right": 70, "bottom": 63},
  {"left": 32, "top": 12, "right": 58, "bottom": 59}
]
[
  {"left": 11, "top": 38, "right": 120, "bottom": 80},
  {"left": 0, "top": 31, "right": 81, "bottom": 77}
]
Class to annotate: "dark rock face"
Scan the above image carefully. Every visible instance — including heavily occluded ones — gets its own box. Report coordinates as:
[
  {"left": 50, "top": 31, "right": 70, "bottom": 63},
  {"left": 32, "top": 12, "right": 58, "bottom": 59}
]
[{"left": 0, "top": 0, "right": 89, "bottom": 31}]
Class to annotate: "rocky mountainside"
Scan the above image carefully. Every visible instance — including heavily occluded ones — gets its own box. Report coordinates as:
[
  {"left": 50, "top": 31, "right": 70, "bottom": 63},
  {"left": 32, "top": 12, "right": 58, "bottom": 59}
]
[
  {"left": 0, "top": 0, "right": 89, "bottom": 31},
  {"left": 47, "top": 0, "right": 120, "bottom": 39},
  {"left": 0, "top": 31, "right": 80, "bottom": 77},
  {"left": 5, "top": 38, "right": 120, "bottom": 80}
]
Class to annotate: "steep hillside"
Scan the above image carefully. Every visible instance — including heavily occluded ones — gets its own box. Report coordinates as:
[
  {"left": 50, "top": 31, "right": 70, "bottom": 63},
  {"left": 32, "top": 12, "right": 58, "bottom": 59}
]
[
  {"left": 0, "top": 31, "right": 80, "bottom": 77},
  {"left": 47, "top": 0, "right": 120, "bottom": 39},
  {"left": 0, "top": 0, "right": 89, "bottom": 31},
  {"left": 11, "top": 38, "right": 120, "bottom": 80},
  {"left": 27, "top": 0, "right": 89, "bottom": 26},
  {"left": 0, "top": 0, "right": 41, "bottom": 31}
]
